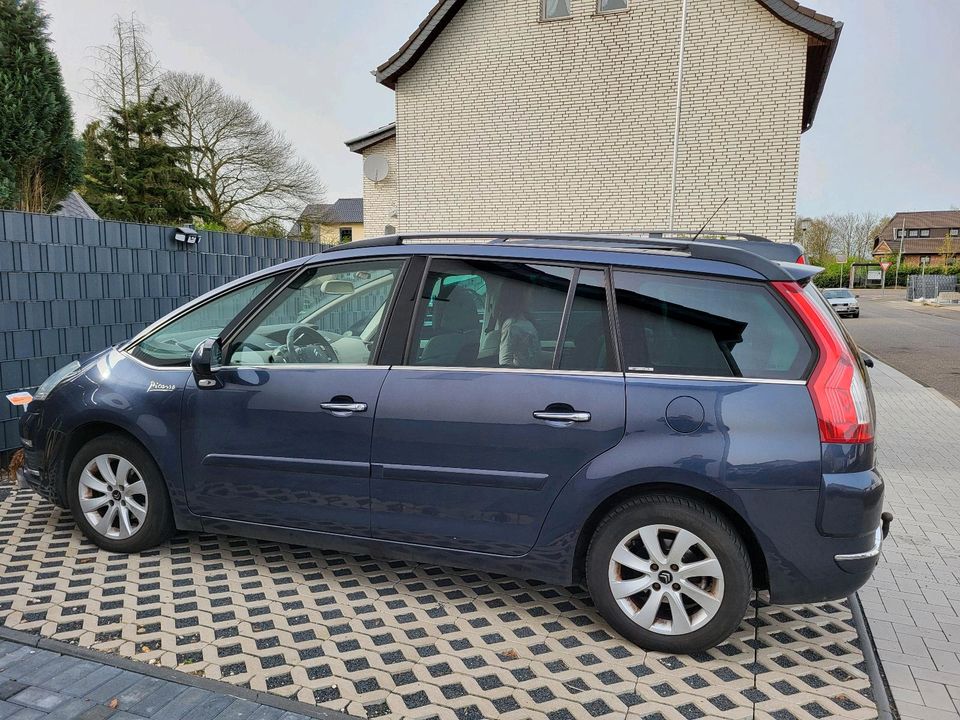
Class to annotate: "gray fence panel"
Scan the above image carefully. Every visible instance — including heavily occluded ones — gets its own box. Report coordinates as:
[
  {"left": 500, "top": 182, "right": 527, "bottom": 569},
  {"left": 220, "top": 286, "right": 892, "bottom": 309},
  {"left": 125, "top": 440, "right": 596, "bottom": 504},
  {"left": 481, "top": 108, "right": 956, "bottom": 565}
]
[
  {"left": 906, "top": 274, "right": 958, "bottom": 301},
  {"left": 0, "top": 210, "right": 318, "bottom": 453}
]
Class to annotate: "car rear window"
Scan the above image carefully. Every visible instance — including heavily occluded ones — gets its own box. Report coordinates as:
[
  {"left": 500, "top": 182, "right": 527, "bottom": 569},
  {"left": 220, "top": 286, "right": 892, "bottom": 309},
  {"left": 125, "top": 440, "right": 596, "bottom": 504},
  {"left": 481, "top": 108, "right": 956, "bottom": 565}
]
[{"left": 614, "top": 270, "right": 813, "bottom": 380}]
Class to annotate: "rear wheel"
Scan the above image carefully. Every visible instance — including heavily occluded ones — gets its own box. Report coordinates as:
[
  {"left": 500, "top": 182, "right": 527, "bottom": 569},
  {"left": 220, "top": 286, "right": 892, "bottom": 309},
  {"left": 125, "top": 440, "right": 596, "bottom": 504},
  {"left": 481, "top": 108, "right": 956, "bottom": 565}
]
[
  {"left": 66, "top": 434, "right": 174, "bottom": 553},
  {"left": 586, "top": 494, "right": 752, "bottom": 653}
]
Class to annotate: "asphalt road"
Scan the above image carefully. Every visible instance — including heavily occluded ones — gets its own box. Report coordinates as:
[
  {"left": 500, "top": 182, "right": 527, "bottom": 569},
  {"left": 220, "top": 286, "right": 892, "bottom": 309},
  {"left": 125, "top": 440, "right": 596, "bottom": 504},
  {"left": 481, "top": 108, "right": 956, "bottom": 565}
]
[{"left": 841, "top": 291, "right": 960, "bottom": 405}]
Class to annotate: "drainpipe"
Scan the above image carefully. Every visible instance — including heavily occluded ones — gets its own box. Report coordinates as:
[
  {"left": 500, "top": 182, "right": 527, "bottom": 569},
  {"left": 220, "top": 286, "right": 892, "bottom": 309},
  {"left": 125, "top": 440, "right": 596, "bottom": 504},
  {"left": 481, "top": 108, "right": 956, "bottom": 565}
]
[{"left": 668, "top": 0, "right": 689, "bottom": 230}]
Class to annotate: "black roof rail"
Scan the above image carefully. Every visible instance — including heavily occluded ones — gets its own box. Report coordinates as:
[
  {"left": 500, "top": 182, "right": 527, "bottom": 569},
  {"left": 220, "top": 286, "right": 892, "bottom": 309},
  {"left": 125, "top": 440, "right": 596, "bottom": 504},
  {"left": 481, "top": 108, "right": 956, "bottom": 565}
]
[{"left": 321, "top": 231, "right": 806, "bottom": 282}]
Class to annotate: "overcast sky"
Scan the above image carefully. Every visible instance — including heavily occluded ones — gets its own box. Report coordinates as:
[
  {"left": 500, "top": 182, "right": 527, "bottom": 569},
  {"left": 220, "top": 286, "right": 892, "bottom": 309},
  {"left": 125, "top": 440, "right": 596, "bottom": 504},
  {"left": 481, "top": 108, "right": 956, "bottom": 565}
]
[{"left": 44, "top": 0, "right": 960, "bottom": 219}]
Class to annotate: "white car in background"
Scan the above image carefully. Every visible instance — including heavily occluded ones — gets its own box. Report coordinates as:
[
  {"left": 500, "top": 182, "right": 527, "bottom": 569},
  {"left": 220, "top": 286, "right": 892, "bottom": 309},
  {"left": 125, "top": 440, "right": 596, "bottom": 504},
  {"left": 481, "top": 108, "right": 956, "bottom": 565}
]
[{"left": 822, "top": 288, "right": 860, "bottom": 318}]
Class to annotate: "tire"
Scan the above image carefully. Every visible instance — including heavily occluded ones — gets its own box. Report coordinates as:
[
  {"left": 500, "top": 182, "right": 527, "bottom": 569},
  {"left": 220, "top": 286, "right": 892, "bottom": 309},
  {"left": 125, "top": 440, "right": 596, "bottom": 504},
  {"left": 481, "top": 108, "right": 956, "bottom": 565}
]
[
  {"left": 66, "top": 433, "right": 174, "bottom": 553},
  {"left": 585, "top": 494, "right": 752, "bottom": 653}
]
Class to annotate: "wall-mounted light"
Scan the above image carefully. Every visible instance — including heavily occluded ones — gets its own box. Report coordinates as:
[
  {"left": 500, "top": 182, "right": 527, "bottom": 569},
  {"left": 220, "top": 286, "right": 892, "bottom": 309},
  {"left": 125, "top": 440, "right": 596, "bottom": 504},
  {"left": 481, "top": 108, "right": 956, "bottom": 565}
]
[{"left": 173, "top": 226, "right": 200, "bottom": 244}]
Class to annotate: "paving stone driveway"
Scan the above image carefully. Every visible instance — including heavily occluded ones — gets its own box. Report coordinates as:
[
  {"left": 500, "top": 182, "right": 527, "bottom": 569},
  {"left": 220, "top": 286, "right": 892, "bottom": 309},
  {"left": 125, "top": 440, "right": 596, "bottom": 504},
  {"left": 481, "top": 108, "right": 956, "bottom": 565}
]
[
  {"left": 0, "top": 491, "right": 874, "bottom": 720},
  {"left": 0, "top": 638, "right": 321, "bottom": 720}
]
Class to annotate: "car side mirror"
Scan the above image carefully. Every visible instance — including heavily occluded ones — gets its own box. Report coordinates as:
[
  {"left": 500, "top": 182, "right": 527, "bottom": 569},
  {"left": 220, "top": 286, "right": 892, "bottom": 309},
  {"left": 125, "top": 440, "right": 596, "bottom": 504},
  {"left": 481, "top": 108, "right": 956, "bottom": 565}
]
[{"left": 191, "top": 338, "right": 223, "bottom": 389}]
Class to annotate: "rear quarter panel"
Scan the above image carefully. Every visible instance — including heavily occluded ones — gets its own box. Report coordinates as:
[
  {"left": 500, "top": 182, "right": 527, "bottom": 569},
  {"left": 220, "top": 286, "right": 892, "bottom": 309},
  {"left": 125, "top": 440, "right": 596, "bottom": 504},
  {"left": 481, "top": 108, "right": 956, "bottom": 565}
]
[{"left": 533, "top": 378, "right": 822, "bottom": 581}]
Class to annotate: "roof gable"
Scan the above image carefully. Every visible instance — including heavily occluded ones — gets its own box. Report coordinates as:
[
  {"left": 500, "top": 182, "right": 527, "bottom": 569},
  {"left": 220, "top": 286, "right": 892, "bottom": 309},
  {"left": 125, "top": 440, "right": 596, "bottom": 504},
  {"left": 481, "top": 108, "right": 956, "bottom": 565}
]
[{"left": 375, "top": 0, "right": 841, "bottom": 131}]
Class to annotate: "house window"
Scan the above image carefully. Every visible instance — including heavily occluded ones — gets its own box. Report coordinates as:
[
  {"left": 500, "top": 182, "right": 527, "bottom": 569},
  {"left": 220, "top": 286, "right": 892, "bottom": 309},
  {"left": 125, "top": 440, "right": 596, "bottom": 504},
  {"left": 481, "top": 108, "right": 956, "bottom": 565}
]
[
  {"left": 339, "top": 227, "right": 353, "bottom": 243},
  {"left": 951, "top": 229, "right": 959, "bottom": 237},
  {"left": 920, "top": 229, "right": 930, "bottom": 237},
  {"left": 908, "top": 229, "right": 919, "bottom": 238},
  {"left": 896, "top": 229, "right": 904, "bottom": 238},
  {"left": 542, "top": 0, "right": 571, "bottom": 20},
  {"left": 598, "top": 0, "right": 629, "bottom": 12}
]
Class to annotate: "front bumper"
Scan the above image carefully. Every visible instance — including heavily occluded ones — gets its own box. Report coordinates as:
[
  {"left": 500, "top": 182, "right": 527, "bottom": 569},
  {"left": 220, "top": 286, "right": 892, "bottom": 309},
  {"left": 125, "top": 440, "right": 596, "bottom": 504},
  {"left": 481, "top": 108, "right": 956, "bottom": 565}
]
[{"left": 17, "top": 408, "right": 65, "bottom": 505}]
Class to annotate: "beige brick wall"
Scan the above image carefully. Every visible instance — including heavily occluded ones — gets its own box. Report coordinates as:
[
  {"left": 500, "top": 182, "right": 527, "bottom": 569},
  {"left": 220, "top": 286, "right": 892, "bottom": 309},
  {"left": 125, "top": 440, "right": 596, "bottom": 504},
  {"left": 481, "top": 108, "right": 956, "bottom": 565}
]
[
  {"left": 360, "top": 135, "right": 400, "bottom": 238},
  {"left": 392, "top": 0, "right": 807, "bottom": 243}
]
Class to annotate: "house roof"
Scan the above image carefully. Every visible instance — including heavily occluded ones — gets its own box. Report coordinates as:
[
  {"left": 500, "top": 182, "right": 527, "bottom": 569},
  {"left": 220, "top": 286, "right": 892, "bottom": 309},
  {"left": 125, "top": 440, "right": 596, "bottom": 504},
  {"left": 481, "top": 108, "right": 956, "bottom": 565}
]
[
  {"left": 874, "top": 238, "right": 954, "bottom": 256},
  {"left": 300, "top": 198, "right": 364, "bottom": 225},
  {"left": 345, "top": 123, "right": 397, "bottom": 154},
  {"left": 873, "top": 211, "right": 960, "bottom": 250},
  {"left": 374, "top": 0, "right": 842, "bottom": 132},
  {"left": 53, "top": 191, "right": 100, "bottom": 220}
]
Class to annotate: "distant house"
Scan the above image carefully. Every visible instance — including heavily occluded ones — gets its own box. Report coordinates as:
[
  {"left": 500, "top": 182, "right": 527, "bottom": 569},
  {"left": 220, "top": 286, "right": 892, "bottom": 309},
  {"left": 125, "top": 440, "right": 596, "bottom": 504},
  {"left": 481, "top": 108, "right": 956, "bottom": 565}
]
[
  {"left": 345, "top": 0, "right": 842, "bottom": 242},
  {"left": 53, "top": 191, "right": 100, "bottom": 220},
  {"left": 873, "top": 211, "right": 960, "bottom": 266},
  {"left": 292, "top": 198, "right": 364, "bottom": 244}
]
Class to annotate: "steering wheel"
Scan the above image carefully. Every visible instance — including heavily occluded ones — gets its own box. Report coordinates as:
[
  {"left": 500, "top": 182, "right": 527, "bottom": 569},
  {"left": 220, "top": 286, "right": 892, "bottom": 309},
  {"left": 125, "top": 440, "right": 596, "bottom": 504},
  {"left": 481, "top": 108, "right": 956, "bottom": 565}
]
[{"left": 283, "top": 324, "right": 338, "bottom": 364}]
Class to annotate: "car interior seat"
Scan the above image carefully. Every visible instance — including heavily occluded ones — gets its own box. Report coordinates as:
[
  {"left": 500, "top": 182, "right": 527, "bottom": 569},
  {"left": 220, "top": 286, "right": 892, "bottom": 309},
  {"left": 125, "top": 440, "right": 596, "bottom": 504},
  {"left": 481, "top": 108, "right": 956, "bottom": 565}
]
[{"left": 419, "top": 286, "right": 481, "bottom": 366}]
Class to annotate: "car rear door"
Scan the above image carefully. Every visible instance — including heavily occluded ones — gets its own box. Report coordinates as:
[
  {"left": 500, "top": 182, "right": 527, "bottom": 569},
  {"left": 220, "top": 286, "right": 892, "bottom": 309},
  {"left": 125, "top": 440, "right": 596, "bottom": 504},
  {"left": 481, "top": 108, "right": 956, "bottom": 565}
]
[{"left": 370, "top": 258, "right": 625, "bottom": 556}]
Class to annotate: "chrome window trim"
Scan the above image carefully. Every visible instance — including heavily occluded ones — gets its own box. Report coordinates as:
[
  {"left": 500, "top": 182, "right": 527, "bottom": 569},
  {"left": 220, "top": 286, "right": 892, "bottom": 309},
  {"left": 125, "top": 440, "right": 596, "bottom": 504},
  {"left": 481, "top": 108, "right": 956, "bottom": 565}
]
[
  {"left": 219, "top": 364, "right": 391, "bottom": 372},
  {"left": 391, "top": 366, "right": 624, "bottom": 378},
  {"left": 625, "top": 371, "right": 807, "bottom": 386}
]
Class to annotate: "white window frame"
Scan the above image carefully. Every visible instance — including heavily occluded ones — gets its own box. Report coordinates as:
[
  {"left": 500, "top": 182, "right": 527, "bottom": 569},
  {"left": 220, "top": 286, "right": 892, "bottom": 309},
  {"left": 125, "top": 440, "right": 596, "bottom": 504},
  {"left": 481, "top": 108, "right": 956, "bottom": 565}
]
[
  {"left": 542, "top": 0, "right": 571, "bottom": 21},
  {"left": 597, "top": 0, "right": 630, "bottom": 14}
]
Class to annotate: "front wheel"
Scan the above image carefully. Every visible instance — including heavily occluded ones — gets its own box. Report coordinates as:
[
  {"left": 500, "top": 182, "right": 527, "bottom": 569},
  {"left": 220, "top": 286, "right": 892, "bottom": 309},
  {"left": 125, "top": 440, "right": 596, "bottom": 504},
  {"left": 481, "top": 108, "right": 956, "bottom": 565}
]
[
  {"left": 66, "top": 434, "right": 174, "bottom": 553},
  {"left": 586, "top": 494, "right": 752, "bottom": 653}
]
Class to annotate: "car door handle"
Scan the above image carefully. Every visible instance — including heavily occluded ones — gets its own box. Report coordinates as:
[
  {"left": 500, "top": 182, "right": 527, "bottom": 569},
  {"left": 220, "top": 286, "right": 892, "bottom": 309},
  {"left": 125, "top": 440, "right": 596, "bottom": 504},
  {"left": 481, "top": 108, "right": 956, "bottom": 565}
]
[
  {"left": 533, "top": 411, "right": 591, "bottom": 423},
  {"left": 320, "top": 402, "right": 368, "bottom": 413}
]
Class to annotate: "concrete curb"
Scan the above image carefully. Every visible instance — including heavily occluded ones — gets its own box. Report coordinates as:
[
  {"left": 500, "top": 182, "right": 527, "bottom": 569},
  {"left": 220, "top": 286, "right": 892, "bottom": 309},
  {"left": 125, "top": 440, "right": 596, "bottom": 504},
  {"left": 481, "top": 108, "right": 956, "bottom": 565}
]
[
  {"left": 0, "top": 625, "right": 360, "bottom": 720},
  {"left": 849, "top": 593, "right": 898, "bottom": 720}
]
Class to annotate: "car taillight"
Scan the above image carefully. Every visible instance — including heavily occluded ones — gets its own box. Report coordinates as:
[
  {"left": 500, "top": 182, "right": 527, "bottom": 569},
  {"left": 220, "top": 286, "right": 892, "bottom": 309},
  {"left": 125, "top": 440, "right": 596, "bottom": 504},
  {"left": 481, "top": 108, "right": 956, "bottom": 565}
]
[
  {"left": 773, "top": 282, "right": 873, "bottom": 444},
  {"left": 796, "top": 254, "right": 806, "bottom": 264}
]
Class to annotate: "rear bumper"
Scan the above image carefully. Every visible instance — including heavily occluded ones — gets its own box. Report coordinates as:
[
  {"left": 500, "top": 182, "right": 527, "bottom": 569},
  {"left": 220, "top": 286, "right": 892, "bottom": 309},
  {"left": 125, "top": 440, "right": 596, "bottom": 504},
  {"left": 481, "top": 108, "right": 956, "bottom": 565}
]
[{"left": 834, "top": 511, "right": 893, "bottom": 573}]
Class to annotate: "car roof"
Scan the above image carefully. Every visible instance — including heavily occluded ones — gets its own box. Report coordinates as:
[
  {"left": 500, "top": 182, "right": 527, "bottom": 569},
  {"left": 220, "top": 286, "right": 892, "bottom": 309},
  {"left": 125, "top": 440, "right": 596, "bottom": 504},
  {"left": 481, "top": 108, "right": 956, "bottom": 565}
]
[{"left": 309, "top": 232, "right": 819, "bottom": 284}]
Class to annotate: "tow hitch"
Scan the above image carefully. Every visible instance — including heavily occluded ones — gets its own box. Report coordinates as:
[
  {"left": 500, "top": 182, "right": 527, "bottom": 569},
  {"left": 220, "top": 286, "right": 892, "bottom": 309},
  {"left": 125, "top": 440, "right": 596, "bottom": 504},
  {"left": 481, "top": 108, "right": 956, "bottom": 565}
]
[{"left": 881, "top": 511, "right": 893, "bottom": 539}]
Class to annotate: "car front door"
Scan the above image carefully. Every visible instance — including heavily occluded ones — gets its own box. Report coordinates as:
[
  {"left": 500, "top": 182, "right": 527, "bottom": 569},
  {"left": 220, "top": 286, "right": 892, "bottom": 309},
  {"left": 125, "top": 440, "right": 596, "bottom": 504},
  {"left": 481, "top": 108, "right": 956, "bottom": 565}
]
[
  {"left": 370, "top": 258, "right": 625, "bottom": 556},
  {"left": 180, "top": 257, "right": 407, "bottom": 536}
]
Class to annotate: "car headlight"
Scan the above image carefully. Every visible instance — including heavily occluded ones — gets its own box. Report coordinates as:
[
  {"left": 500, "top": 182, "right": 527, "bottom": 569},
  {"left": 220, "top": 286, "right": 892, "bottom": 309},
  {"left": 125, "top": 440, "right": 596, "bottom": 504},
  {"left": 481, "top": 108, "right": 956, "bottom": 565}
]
[{"left": 33, "top": 361, "right": 82, "bottom": 401}]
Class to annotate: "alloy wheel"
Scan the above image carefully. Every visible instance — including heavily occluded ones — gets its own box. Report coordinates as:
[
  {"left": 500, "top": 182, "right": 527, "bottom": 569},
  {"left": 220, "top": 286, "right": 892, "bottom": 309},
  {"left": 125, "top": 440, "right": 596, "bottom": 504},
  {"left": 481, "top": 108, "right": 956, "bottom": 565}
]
[
  {"left": 607, "top": 524, "right": 725, "bottom": 635},
  {"left": 77, "top": 454, "right": 149, "bottom": 540}
]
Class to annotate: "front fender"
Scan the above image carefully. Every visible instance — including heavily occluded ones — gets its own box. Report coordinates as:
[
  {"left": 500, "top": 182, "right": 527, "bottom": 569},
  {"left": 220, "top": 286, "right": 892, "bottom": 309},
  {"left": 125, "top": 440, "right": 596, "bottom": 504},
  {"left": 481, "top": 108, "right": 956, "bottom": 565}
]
[{"left": 40, "top": 349, "right": 196, "bottom": 529}]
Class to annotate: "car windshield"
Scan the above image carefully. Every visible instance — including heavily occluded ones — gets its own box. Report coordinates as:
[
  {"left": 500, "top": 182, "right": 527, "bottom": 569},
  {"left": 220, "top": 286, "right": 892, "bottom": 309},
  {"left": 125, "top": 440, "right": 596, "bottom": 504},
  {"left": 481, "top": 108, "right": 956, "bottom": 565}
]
[{"left": 823, "top": 289, "right": 854, "bottom": 299}]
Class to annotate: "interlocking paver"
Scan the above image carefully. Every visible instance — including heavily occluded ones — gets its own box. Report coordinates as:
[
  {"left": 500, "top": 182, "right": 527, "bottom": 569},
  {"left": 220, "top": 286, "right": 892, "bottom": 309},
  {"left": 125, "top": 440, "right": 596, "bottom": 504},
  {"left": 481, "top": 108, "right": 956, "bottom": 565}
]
[
  {"left": 860, "top": 359, "right": 960, "bottom": 718},
  {"left": 0, "top": 491, "right": 878, "bottom": 719}
]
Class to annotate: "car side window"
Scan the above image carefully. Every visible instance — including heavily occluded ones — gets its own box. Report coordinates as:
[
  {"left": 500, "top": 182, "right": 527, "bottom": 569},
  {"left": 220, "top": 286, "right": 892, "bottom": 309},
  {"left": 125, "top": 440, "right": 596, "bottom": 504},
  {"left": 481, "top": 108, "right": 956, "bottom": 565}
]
[
  {"left": 409, "top": 259, "right": 573, "bottom": 369},
  {"left": 225, "top": 259, "right": 405, "bottom": 366},
  {"left": 130, "top": 276, "right": 278, "bottom": 367},
  {"left": 558, "top": 269, "right": 614, "bottom": 372},
  {"left": 613, "top": 270, "right": 813, "bottom": 380}
]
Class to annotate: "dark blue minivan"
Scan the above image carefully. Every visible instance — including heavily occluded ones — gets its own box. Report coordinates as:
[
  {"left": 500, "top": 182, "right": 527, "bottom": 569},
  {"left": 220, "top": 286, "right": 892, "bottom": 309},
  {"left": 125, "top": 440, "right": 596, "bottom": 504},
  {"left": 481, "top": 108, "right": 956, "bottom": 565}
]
[{"left": 17, "top": 232, "right": 888, "bottom": 652}]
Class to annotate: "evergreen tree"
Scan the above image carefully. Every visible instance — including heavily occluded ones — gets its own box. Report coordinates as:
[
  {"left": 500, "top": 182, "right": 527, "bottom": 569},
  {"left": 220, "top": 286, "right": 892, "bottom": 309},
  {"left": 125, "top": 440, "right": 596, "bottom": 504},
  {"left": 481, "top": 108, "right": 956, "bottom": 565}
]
[
  {"left": 82, "top": 89, "right": 206, "bottom": 224},
  {"left": 0, "top": 0, "right": 82, "bottom": 212}
]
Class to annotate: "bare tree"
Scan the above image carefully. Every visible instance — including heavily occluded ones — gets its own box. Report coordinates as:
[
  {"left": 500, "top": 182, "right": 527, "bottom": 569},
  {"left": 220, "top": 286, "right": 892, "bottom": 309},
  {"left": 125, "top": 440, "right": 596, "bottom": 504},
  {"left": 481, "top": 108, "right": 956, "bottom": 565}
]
[
  {"left": 161, "top": 71, "right": 323, "bottom": 232},
  {"left": 795, "top": 216, "right": 834, "bottom": 266},
  {"left": 827, "top": 212, "right": 883, "bottom": 261},
  {"left": 87, "top": 14, "right": 160, "bottom": 115}
]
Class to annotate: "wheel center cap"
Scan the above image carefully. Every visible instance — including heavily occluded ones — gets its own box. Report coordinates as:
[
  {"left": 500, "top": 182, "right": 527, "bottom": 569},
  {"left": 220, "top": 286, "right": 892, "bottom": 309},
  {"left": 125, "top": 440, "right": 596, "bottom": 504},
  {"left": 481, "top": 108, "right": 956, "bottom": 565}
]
[
  {"left": 112, "top": 490, "right": 122, "bottom": 501},
  {"left": 657, "top": 570, "right": 673, "bottom": 584}
]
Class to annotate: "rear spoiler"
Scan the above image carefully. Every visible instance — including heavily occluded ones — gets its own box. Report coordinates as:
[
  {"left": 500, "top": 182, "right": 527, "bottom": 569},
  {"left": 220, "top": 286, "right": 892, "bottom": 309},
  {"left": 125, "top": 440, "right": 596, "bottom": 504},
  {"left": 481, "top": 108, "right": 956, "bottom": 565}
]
[{"left": 776, "top": 261, "right": 822, "bottom": 286}]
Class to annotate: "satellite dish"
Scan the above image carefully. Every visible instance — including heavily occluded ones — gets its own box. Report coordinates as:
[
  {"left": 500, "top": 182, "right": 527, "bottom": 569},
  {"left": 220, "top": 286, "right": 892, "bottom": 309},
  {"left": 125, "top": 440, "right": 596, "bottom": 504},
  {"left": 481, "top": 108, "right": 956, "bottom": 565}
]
[{"left": 363, "top": 154, "right": 389, "bottom": 183}]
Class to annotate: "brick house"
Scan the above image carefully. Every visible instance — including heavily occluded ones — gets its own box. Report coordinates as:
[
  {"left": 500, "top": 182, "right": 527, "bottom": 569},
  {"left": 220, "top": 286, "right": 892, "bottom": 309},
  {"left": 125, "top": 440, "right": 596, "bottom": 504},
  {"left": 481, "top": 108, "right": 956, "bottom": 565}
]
[
  {"left": 346, "top": 0, "right": 841, "bottom": 242},
  {"left": 872, "top": 211, "right": 960, "bottom": 267},
  {"left": 291, "top": 198, "right": 365, "bottom": 245}
]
